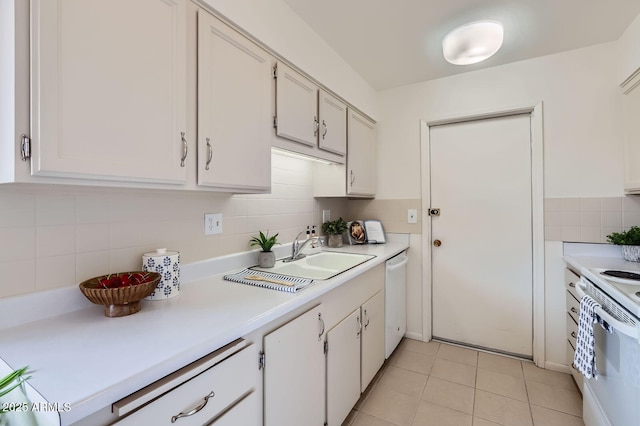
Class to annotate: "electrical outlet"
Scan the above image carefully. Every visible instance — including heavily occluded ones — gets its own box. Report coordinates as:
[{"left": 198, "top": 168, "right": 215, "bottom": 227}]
[
  {"left": 322, "top": 210, "right": 331, "bottom": 223},
  {"left": 407, "top": 209, "right": 418, "bottom": 224},
  {"left": 204, "top": 213, "right": 223, "bottom": 235}
]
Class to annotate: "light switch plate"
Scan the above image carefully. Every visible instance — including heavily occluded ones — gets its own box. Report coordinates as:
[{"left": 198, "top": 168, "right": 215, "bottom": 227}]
[
  {"left": 322, "top": 210, "right": 331, "bottom": 223},
  {"left": 205, "top": 213, "right": 223, "bottom": 235},
  {"left": 407, "top": 209, "right": 418, "bottom": 224}
]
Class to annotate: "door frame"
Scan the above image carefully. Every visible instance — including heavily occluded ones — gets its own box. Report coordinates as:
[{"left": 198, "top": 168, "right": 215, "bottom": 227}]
[{"left": 420, "top": 102, "right": 545, "bottom": 366}]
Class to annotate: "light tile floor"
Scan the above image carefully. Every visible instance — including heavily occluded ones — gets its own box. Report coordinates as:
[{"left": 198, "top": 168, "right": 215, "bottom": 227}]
[{"left": 343, "top": 339, "right": 584, "bottom": 426}]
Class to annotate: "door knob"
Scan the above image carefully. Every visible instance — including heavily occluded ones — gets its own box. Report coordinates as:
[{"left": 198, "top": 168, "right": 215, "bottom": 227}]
[{"left": 433, "top": 239, "right": 442, "bottom": 247}]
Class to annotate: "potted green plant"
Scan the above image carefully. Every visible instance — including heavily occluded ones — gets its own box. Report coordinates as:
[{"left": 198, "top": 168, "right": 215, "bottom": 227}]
[
  {"left": 606, "top": 226, "right": 640, "bottom": 262},
  {"left": 250, "top": 231, "right": 279, "bottom": 267},
  {"left": 322, "top": 217, "right": 348, "bottom": 248}
]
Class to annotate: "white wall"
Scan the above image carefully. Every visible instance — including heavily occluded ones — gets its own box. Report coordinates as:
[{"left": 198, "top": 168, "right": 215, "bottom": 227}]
[
  {"left": 374, "top": 41, "right": 628, "bottom": 362},
  {"left": 617, "top": 13, "right": 640, "bottom": 85},
  {"left": 376, "top": 42, "right": 623, "bottom": 199},
  {"left": 200, "top": 0, "right": 377, "bottom": 119}
]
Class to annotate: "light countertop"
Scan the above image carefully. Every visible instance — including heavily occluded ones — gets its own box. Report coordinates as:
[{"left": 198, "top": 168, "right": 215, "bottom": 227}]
[{"left": 0, "top": 236, "right": 409, "bottom": 425}]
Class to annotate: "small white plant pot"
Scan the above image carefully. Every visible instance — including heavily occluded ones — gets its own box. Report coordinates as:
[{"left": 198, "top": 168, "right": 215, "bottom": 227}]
[
  {"left": 258, "top": 251, "right": 276, "bottom": 268},
  {"left": 328, "top": 234, "right": 343, "bottom": 248},
  {"left": 621, "top": 245, "right": 640, "bottom": 262}
]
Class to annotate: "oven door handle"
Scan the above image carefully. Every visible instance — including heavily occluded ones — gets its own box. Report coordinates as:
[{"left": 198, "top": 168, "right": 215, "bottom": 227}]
[{"left": 576, "top": 279, "right": 639, "bottom": 340}]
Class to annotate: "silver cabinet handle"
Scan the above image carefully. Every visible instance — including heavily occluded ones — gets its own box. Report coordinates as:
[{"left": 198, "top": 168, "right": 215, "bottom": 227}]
[
  {"left": 205, "top": 138, "right": 213, "bottom": 171},
  {"left": 318, "top": 313, "right": 325, "bottom": 341},
  {"left": 356, "top": 315, "right": 362, "bottom": 338},
  {"left": 570, "top": 307, "right": 578, "bottom": 314},
  {"left": 171, "top": 391, "right": 214, "bottom": 423},
  {"left": 569, "top": 282, "right": 576, "bottom": 288},
  {"left": 322, "top": 120, "right": 328, "bottom": 139},
  {"left": 350, "top": 170, "right": 355, "bottom": 186},
  {"left": 180, "top": 132, "right": 188, "bottom": 167},
  {"left": 364, "top": 309, "right": 370, "bottom": 330},
  {"left": 314, "top": 116, "right": 319, "bottom": 137},
  {"left": 571, "top": 331, "right": 577, "bottom": 338}
]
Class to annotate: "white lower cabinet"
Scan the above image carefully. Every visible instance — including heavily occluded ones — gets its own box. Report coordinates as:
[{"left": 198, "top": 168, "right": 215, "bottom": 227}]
[
  {"left": 361, "top": 291, "right": 385, "bottom": 392},
  {"left": 326, "top": 290, "right": 385, "bottom": 426},
  {"left": 326, "top": 308, "right": 361, "bottom": 426},
  {"left": 112, "top": 341, "right": 257, "bottom": 425},
  {"left": 263, "top": 305, "right": 326, "bottom": 426}
]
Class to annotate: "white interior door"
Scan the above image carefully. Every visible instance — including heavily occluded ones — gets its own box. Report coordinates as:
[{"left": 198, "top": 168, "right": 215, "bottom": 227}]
[{"left": 430, "top": 114, "right": 533, "bottom": 357}]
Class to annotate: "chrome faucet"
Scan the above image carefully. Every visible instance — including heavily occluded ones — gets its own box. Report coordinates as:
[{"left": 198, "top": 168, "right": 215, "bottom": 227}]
[{"left": 286, "top": 231, "right": 321, "bottom": 262}]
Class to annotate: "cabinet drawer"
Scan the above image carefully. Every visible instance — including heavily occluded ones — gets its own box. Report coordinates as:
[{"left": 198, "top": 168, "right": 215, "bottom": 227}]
[
  {"left": 566, "top": 340, "right": 583, "bottom": 394},
  {"left": 564, "top": 268, "right": 580, "bottom": 301},
  {"left": 566, "top": 290, "right": 580, "bottom": 324},
  {"left": 114, "top": 344, "right": 256, "bottom": 425},
  {"left": 566, "top": 313, "right": 578, "bottom": 349},
  {"left": 211, "top": 391, "right": 258, "bottom": 425}
]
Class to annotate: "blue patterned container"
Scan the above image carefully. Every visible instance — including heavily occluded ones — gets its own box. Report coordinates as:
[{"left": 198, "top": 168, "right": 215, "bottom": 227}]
[{"left": 142, "top": 248, "right": 181, "bottom": 300}]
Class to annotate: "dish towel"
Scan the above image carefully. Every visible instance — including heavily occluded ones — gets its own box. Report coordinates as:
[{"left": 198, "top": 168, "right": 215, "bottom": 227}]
[
  {"left": 573, "top": 295, "right": 613, "bottom": 379},
  {"left": 223, "top": 269, "right": 314, "bottom": 293}
]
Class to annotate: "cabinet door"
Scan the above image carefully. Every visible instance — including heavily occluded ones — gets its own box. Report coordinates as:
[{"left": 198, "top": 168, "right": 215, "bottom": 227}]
[
  {"left": 275, "top": 62, "right": 318, "bottom": 147},
  {"left": 197, "top": 11, "right": 271, "bottom": 192},
  {"left": 318, "top": 89, "right": 347, "bottom": 157},
  {"left": 347, "top": 109, "right": 376, "bottom": 196},
  {"left": 622, "top": 78, "right": 640, "bottom": 192},
  {"left": 361, "top": 291, "right": 385, "bottom": 392},
  {"left": 326, "top": 308, "right": 361, "bottom": 426},
  {"left": 31, "top": 0, "right": 188, "bottom": 183},
  {"left": 264, "top": 305, "right": 325, "bottom": 426}
]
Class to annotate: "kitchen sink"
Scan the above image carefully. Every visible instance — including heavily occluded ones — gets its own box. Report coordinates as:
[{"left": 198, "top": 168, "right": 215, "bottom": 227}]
[{"left": 251, "top": 251, "right": 375, "bottom": 280}]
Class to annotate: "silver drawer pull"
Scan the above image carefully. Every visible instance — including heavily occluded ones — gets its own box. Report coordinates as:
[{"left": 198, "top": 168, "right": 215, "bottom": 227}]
[
  {"left": 205, "top": 138, "right": 213, "bottom": 171},
  {"left": 318, "top": 313, "right": 325, "bottom": 341},
  {"left": 571, "top": 331, "right": 577, "bottom": 338},
  {"left": 171, "top": 391, "right": 214, "bottom": 423},
  {"left": 570, "top": 307, "right": 578, "bottom": 314},
  {"left": 180, "top": 132, "right": 188, "bottom": 167}
]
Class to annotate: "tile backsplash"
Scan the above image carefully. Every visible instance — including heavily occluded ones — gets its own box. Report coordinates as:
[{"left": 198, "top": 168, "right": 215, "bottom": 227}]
[
  {"left": 544, "top": 196, "right": 640, "bottom": 243},
  {"left": 0, "top": 152, "right": 347, "bottom": 298}
]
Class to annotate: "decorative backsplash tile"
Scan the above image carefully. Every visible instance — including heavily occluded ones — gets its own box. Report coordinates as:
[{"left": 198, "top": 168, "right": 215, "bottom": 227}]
[{"left": 544, "top": 196, "right": 640, "bottom": 243}]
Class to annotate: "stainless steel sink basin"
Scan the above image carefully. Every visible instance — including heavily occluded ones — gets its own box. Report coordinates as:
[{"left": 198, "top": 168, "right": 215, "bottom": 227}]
[{"left": 251, "top": 251, "right": 375, "bottom": 280}]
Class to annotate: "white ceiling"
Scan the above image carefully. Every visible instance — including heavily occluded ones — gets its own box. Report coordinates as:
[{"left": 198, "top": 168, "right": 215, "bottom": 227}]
[{"left": 282, "top": 0, "right": 640, "bottom": 90}]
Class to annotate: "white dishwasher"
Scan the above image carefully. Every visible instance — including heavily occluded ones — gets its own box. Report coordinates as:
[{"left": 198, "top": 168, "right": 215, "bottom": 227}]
[{"left": 385, "top": 251, "right": 408, "bottom": 358}]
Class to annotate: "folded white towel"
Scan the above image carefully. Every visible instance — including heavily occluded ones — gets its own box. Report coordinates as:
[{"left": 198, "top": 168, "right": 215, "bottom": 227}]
[{"left": 573, "top": 295, "right": 612, "bottom": 379}]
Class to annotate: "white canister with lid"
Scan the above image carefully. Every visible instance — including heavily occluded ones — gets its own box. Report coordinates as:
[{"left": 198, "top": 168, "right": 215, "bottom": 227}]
[{"left": 142, "top": 248, "right": 180, "bottom": 300}]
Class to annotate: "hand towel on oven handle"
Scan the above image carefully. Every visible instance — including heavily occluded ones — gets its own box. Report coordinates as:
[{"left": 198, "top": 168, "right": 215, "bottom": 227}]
[{"left": 573, "top": 294, "right": 613, "bottom": 379}]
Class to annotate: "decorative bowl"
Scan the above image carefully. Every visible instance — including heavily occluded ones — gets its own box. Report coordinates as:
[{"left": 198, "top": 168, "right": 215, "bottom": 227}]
[{"left": 79, "top": 272, "right": 162, "bottom": 317}]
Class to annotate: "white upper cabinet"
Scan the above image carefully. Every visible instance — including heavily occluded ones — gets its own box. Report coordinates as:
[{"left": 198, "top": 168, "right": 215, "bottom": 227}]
[
  {"left": 318, "top": 89, "right": 347, "bottom": 156},
  {"left": 31, "top": 0, "right": 188, "bottom": 184},
  {"left": 197, "top": 9, "right": 271, "bottom": 192},
  {"left": 622, "top": 74, "right": 640, "bottom": 193},
  {"left": 312, "top": 108, "right": 376, "bottom": 198},
  {"left": 274, "top": 62, "right": 318, "bottom": 147},
  {"left": 273, "top": 62, "right": 346, "bottom": 164},
  {"left": 347, "top": 108, "right": 376, "bottom": 197}
]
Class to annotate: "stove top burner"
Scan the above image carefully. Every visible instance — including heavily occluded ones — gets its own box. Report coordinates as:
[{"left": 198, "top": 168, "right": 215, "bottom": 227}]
[{"left": 601, "top": 270, "right": 640, "bottom": 281}]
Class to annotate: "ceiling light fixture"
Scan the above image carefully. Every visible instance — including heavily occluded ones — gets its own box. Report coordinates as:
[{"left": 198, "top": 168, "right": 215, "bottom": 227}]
[{"left": 442, "top": 21, "right": 504, "bottom": 65}]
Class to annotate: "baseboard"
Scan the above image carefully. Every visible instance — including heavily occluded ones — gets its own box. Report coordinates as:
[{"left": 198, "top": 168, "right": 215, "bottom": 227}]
[
  {"left": 403, "top": 331, "right": 424, "bottom": 341},
  {"left": 544, "top": 360, "right": 570, "bottom": 374}
]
